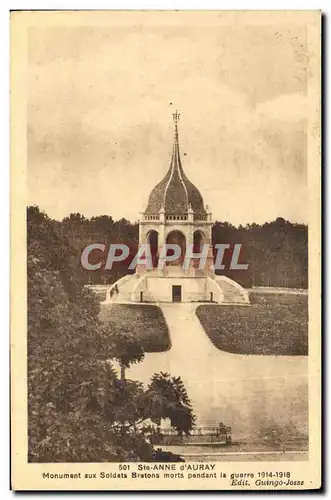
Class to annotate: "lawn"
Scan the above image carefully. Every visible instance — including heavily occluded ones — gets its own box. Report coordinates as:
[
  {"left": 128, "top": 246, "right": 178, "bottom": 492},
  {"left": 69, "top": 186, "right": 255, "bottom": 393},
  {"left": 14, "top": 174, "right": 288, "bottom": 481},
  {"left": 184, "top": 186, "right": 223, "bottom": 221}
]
[
  {"left": 196, "top": 293, "right": 308, "bottom": 356},
  {"left": 99, "top": 304, "right": 171, "bottom": 352}
]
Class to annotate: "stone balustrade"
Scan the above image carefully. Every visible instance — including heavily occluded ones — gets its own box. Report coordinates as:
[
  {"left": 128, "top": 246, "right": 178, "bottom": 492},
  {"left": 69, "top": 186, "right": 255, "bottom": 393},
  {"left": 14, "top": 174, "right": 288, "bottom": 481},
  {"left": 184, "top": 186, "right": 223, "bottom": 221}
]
[{"left": 139, "top": 212, "right": 213, "bottom": 223}]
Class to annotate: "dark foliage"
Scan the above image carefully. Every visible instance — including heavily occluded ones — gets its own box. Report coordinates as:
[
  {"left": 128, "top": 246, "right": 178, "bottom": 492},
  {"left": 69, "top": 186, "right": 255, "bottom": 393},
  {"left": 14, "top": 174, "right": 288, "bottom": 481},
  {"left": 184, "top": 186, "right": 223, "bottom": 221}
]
[
  {"left": 144, "top": 373, "right": 196, "bottom": 435},
  {"left": 38, "top": 209, "right": 307, "bottom": 289},
  {"left": 212, "top": 218, "right": 308, "bottom": 288},
  {"left": 27, "top": 206, "right": 194, "bottom": 462},
  {"left": 60, "top": 211, "right": 139, "bottom": 286}
]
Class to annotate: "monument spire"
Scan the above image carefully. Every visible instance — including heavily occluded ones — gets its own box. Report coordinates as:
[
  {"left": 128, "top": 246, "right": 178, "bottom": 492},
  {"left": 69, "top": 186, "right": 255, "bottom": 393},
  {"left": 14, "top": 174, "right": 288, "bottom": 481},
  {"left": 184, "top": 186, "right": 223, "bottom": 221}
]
[
  {"left": 144, "top": 111, "right": 206, "bottom": 216},
  {"left": 172, "top": 109, "right": 180, "bottom": 145}
]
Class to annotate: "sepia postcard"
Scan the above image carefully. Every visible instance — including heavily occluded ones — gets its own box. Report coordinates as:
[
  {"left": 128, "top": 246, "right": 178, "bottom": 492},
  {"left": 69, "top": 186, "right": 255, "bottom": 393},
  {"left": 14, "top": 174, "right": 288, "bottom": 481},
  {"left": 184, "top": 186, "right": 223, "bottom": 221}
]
[{"left": 11, "top": 10, "right": 321, "bottom": 491}]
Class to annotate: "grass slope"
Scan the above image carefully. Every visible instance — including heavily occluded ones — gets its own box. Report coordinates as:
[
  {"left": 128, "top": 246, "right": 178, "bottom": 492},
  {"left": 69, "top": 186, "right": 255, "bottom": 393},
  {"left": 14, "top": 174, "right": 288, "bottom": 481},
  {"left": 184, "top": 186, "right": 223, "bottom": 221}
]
[
  {"left": 100, "top": 304, "right": 171, "bottom": 352},
  {"left": 196, "top": 293, "right": 308, "bottom": 356}
]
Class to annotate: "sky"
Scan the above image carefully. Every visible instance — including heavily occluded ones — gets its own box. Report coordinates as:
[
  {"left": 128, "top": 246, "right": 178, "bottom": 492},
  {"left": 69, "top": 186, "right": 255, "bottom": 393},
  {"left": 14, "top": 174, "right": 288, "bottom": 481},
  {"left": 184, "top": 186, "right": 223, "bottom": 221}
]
[{"left": 27, "top": 19, "right": 309, "bottom": 225}]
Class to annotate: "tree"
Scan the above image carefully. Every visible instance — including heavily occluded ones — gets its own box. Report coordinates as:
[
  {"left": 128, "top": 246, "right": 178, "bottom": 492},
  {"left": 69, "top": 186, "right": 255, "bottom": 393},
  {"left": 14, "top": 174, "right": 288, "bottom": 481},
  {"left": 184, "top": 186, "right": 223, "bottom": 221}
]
[
  {"left": 109, "top": 329, "right": 145, "bottom": 381},
  {"left": 212, "top": 219, "right": 308, "bottom": 288},
  {"left": 27, "top": 206, "right": 195, "bottom": 462},
  {"left": 143, "top": 373, "right": 196, "bottom": 435},
  {"left": 31, "top": 205, "right": 308, "bottom": 289}
]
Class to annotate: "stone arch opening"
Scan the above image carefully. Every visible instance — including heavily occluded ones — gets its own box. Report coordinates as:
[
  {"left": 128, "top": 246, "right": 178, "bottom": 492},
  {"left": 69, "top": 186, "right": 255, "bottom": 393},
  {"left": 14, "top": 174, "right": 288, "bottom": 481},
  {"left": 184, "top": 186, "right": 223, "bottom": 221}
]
[
  {"left": 193, "top": 230, "right": 205, "bottom": 252},
  {"left": 165, "top": 230, "right": 186, "bottom": 266},
  {"left": 192, "top": 230, "right": 205, "bottom": 269},
  {"left": 146, "top": 230, "right": 159, "bottom": 268}
]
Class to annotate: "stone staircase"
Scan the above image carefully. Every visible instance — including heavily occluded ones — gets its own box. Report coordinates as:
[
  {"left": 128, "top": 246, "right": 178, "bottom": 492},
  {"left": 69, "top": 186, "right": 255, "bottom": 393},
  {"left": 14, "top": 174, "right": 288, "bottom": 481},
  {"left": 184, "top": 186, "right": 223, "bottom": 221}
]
[
  {"left": 85, "top": 284, "right": 108, "bottom": 301},
  {"left": 214, "top": 276, "right": 249, "bottom": 304},
  {"left": 87, "top": 272, "right": 250, "bottom": 305},
  {"left": 86, "top": 274, "right": 139, "bottom": 303},
  {"left": 105, "top": 274, "right": 140, "bottom": 302}
]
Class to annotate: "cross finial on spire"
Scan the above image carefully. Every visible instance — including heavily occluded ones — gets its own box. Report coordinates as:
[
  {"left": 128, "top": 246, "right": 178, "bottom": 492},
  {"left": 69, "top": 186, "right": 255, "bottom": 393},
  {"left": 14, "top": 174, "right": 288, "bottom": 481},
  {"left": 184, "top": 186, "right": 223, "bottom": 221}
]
[{"left": 172, "top": 110, "right": 180, "bottom": 124}]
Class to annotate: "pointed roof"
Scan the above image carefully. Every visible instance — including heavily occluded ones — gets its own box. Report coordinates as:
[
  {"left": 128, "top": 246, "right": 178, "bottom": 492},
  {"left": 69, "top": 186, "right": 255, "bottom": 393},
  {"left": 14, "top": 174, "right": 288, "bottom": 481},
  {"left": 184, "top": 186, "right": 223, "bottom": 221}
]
[{"left": 145, "top": 112, "right": 206, "bottom": 215}]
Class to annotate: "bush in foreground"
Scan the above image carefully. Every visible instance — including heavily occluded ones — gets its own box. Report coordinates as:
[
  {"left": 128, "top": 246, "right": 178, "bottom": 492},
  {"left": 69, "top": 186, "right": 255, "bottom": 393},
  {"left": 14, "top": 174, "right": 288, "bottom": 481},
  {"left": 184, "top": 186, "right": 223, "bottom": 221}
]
[{"left": 28, "top": 206, "right": 194, "bottom": 462}]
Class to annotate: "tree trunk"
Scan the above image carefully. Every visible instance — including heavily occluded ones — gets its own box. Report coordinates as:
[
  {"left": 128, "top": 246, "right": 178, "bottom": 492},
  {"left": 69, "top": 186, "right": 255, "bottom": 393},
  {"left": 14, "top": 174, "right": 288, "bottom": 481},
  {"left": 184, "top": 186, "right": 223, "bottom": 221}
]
[{"left": 120, "top": 362, "right": 126, "bottom": 381}]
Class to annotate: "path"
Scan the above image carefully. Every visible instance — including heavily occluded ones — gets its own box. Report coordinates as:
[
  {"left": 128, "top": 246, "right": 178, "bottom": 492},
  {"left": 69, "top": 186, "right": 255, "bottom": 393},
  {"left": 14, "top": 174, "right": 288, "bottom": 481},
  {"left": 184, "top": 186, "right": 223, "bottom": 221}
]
[{"left": 127, "top": 303, "right": 308, "bottom": 443}]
